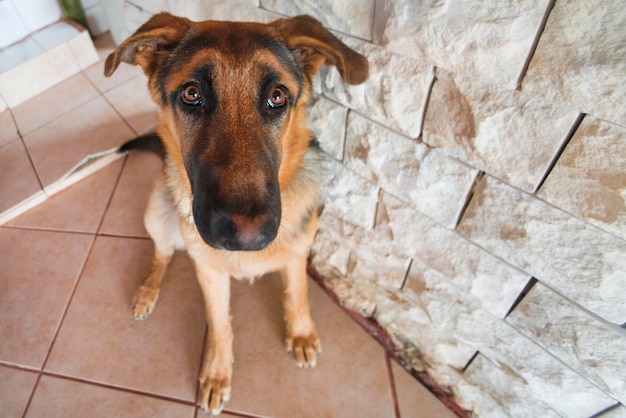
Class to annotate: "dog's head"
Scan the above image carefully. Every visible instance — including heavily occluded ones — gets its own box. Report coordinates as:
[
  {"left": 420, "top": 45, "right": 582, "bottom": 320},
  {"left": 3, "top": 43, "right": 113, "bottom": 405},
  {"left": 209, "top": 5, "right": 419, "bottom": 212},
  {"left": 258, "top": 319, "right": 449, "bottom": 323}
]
[{"left": 105, "top": 13, "right": 368, "bottom": 251}]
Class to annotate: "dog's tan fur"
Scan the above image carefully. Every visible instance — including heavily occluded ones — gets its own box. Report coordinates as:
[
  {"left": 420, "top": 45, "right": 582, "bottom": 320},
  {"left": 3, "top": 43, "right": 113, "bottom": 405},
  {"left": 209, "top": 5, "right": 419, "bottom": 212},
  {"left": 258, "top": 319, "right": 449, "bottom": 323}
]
[{"left": 105, "top": 12, "right": 367, "bottom": 415}]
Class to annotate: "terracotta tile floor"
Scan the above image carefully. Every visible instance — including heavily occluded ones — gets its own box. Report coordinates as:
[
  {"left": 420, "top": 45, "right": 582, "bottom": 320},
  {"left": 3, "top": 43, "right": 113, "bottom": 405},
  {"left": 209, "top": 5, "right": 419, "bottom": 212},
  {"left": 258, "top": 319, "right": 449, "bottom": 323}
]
[{"left": 0, "top": 34, "right": 457, "bottom": 418}]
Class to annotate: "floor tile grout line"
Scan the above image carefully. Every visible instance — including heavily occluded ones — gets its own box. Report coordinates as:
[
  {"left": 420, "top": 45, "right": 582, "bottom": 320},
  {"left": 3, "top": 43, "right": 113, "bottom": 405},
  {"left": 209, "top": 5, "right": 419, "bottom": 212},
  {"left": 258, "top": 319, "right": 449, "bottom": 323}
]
[
  {"left": 96, "top": 232, "right": 153, "bottom": 240},
  {"left": 16, "top": 154, "right": 128, "bottom": 415},
  {"left": 193, "top": 326, "right": 275, "bottom": 418},
  {"left": 81, "top": 59, "right": 107, "bottom": 94},
  {"left": 6, "top": 346, "right": 265, "bottom": 418},
  {"left": 100, "top": 87, "right": 142, "bottom": 137},
  {"left": 0, "top": 362, "right": 40, "bottom": 374},
  {"left": 220, "top": 410, "right": 270, "bottom": 418},
  {"left": 0, "top": 136, "right": 19, "bottom": 152},
  {"left": 84, "top": 64, "right": 144, "bottom": 96},
  {"left": 7, "top": 53, "right": 158, "bottom": 417},
  {"left": 20, "top": 232, "right": 99, "bottom": 418},
  {"left": 83, "top": 61, "right": 149, "bottom": 138},
  {"left": 194, "top": 325, "right": 209, "bottom": 418},
  {"left": 20, "top": 369, "right": 43, "bottom": 417},
  {"left": 308, "top": 265, "right": 399, "bottom": 356},
  {"left": 13, "top": 72, "right": 103, "bottom": 139},
  {"left": 189, "top": 331, "right": 271, "bottom": 418},
  {"left": 385, "top": 353, "right": 402, "bottom": 418},
  {"left": 95, "top": 154, "right": 130, "bottom": 235},
  {"left": 0, "top": 224, "right": 96, "bottom": 237},
  {"left": 2, "top": 225, "right": 153, "bottom": 242},
  {"left": 18, "top": 135, "right": 46, "bottom": 195},
  {"left": 37, "top": 370, "right": 197, "bottom": 408}
]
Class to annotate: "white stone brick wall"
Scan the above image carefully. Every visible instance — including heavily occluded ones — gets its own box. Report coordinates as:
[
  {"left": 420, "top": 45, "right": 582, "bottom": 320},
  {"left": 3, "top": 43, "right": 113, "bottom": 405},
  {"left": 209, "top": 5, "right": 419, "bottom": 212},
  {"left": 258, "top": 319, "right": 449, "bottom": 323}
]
[{"left": 121, "top": 1, "right": 626, "bottom": 416}]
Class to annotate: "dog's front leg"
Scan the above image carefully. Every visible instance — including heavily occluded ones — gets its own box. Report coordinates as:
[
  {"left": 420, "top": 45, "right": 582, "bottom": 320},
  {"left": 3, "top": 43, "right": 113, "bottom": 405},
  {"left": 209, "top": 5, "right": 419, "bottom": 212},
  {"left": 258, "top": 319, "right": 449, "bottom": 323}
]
[
  {"left": 281, "top": 253, "right": 322, "bottom": 367},
  {"left": 193, "top": 262, "right": 234, "bottom": 416},
  {"left": 133, "top": 175, "right": 181, "bottom": 319}
]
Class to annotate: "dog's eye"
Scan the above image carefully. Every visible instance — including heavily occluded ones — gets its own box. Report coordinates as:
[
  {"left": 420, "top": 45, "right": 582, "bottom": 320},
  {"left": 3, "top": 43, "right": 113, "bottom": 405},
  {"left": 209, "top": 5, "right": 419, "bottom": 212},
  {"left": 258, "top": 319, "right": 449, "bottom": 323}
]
[
  {"left": 267, "top": 87, "right": 288, "bottom": 109},
  {"left": 181, "top": 85, "right": 202, "bottom": 105}
]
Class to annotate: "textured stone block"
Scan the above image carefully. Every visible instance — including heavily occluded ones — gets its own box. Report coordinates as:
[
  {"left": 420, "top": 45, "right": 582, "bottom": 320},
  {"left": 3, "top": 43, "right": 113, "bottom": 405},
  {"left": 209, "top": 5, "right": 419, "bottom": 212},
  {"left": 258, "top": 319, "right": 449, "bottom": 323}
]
[
  {"left": 423, "top": 69, "right": 580, "bottom": 192},
  {"left": 400, "top": 269, "right": 482, "bottom": 368},
  {"left": 373, "top": 0, "right": 550, "bottom": 88},
  {"left": 602, "top": 405, "right": 626, "bottom": 418},
  {"left": 124, "top": 1, "right": 267, "bottom": 49},
  {"left": 458, "top": 175, "right": 626, "bottom": 324},
  {"left": 319, "top": 37, "right": 434, "bottom": 138},
  {"left": 311, "top": 227, "right": 350, "bottom": 278},
  {"left": 311, "top": 228, "right": 377, "bottom": 317},
  {"left": 522, "top": 0, "right": 626, "bottom": 126},
  {"left": 309, "top": 96, "right": 348, "bottom": 161},
  {"left": 457, "top": 310, "right": 616, "bottom": 417},
  {"left": 507, "top": 282, "right": 626, "bottom": 404},
  {"left": 124, "top": 0, "right": 168, "bottom": 15},
  {"left": 205, "top": 1, "right": 271, "bottom": 22},
  {"left": 457, "top": 354, "right": 562, "bottom": 418},
  {"left": 345, "top": 113, "right": 478, "bottom": 228},
  {"left": 314, "top": 212, "right": 479, "bottom": 378},
  {"left": 310, "top": 212, "right": 410, "bottom": 316},
  {"left": 123, "top": 2, "right": 152, "bottom": 33},
  {"left": 377, "top": 192, "right": 530, "bottom": 318},
  {"left": 168, "top": 0, "right": 270, "bottom": 22},
  {"left": 374, "top": 278, "right": 478, "bottom": 374},
  {"left": 260, "top": 0, "right": 376, "bottom": 40},
  {"left": 398, "top": 260, "right": 615, "bottom": 417},
  {"left": 320, "top": 156, "right": 379, "bottom": 230},
  {"left": 538, "top": 117, "right": 626, "bottom": 241},
  {"left": 317, "top": 211, "right": 410, "bottom": 289}
]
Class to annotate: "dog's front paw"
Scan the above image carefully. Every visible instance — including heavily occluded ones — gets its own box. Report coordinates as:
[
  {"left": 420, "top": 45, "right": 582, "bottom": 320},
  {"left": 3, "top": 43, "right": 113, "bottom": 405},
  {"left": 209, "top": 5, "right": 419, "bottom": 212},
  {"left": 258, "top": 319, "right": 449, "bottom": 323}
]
[
  {"left": 198, "top": 373, "right": 231, "bottom": 416},
  {"left": 286, "top": 332, "right": 322, "bottom": 368},
  {"left": 132, "top": 286, "right": 160, "bottom": 320}
]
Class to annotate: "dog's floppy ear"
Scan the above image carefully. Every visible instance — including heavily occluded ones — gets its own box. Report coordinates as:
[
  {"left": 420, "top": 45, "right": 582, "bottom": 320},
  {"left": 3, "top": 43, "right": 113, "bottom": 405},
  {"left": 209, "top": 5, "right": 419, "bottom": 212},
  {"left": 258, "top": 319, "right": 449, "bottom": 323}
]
[
  {"left": 269, "top": 15, "right": 368, "bottom": 85},
  {"left": 104, "top": 12, "right": 191, "bottom": 77}
]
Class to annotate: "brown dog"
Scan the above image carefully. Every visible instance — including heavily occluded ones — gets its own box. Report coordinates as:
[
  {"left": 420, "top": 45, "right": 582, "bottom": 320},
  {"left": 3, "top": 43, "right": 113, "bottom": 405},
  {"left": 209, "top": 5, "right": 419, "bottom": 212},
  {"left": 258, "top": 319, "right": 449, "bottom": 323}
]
[{"left": 104, "top": 12, "right": 367, "bottom": 415}]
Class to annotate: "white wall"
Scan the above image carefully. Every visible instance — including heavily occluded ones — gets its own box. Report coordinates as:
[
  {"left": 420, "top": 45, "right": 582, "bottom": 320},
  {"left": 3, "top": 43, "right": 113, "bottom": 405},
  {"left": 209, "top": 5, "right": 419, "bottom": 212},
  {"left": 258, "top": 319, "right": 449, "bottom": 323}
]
[{"left": 0, "top": 0, "right": 62, "bottom": 48}]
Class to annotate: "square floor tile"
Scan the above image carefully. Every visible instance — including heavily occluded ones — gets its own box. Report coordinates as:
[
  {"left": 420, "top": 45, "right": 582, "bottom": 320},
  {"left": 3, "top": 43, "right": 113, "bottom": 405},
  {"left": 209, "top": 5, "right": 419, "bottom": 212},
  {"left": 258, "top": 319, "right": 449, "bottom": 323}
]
[
  {"left": 391, "top": 361, "right": 457, "bottom": 418},
  {"left": 12, "top": 72, "right": 100, "bottom": 136},
  {"left": 84, "top": 59, "right": 145, "bottom": 95},
  {"left": 26, "top": 375, "right": 195, "bottom": 418},
  {"left": 0, "top": 139, "right": 42, "bottom": 214},
  {"left": 0, "top": 365, "right": 39, "bottom": 418},
  {"left": 0, "top": 110, "right": 19, "bottom": 148},
  {"left": 99, "top": 151, "right": 163, "bottom": 238},
  {"left": 0, "top": 228, "right": 93, "bottom": 368},
  {"left": 0, "top": 94, "right": 7, "bottom": 113},
  {"left": 225, "top": 275, "right": 396, "bottom": 418},
  {"left": 45, "top": 237, "right": 205, "bottom": 402},
  {"left": 9, "top": 159, "right": 123, "bottom": 234},
  {"left": 104, "top": 75, "right": 159, "bottom": 135},
  {"left": 22, "top": 96, "right": 134, "bottom": 189}
]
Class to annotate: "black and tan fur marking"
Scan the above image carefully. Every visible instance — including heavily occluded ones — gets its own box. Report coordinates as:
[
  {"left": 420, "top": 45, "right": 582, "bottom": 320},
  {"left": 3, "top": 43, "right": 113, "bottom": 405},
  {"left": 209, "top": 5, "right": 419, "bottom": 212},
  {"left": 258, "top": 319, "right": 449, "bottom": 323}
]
[{"left": 105, "top": 12, "right": 367, "bottom": 415}]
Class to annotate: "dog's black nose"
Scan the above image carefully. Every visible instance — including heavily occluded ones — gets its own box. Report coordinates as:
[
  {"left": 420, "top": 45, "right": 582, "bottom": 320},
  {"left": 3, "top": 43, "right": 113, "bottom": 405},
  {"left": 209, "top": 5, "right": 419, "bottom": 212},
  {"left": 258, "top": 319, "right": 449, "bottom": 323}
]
[{"left": 209, "top": 210, "right": 277, "bottom": 251}]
